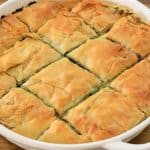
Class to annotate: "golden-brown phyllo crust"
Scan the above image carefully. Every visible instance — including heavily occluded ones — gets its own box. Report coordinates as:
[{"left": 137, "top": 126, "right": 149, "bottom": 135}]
[
  {"left": 0, "top": 73, "right": 16, "bottom": 98},
  {"left": 16, "top": 0, "right": 67, "bottom": 32},
  {"left": 111, "top": 57, "right": 150, "bottom": 116},
  {"left": 0, "top": 15, "right": 29, "bottom": 55},
  {"left": 68, "top": 38, "right": 138, "bottom": 81},
  {"left": 39, "top": 119, "right": 90, "bottom": 144},
  {"left": 5, "top": 38, "right": 61, "bottom": 83},
  {"left": 72, "top": 0, "right": 128, "bottom": 33},
  {"left": 0, "top": 38, "right": 60, "bottom": 78},
  {"left": 0, "top": 88, "right": 56, "bottom": 139},
  {"left": 23, "top": 58, "right": 101, "bottom": 114},
  {"left": 64, "top": 88, "right": 144, "bottom": 141},
  {"left": 59, "top": 0, "right": 82, "bottom": 9},
  {"left": 106, "top": 16, "right": 150, "bottom": 57},
  {"left": 38, "top": 11, "right": 97, "bottom": 54}
]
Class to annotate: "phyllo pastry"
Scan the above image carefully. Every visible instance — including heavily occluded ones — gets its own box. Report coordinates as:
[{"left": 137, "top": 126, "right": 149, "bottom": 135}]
[
  {"left": 106, "top": 16, "right": 150, "bottom": 57},
  {"left": 111, "top": 56, "right": 150, "bottom": 116},
  {"left": 38, "top": 11, "right": 97, "bottom": 54},
  {"left": 72, "top": 0, "right": 129, "bottom": 33},
  {"left": 0, "top": 73, "right": 16, "bottom": 98},
  {"left": 0, "top": 88, "right": 56, "bottom": 139},
  {"left": 39, "top": 119, "right": 90, "bottom": 144},
  {"left": 64, "top": 88, "right": 145, "bottom": 141},
  {"left": 23, "top": 58, "right": 101, "bottom": 114},
  {"left": 0, "top": 38, "right": 61, "bottom": 83},
  {"left": 68, "top": 38, "right": 138, "bottom": 81},
  {"left": 0, "top": 15, "right": 29, "bottom": 55},
  {"left": 59, "top": 0, "right": 82, "bottom": 9},
  {"left": 16, "top": 0, "right": 67, "bottom": 32}
]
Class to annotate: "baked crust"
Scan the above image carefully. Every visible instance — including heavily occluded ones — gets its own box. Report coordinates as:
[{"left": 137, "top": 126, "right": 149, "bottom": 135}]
[
  {"left": 59, "top": 0, "right": 82, "bottom": 9},
  {"left": 23, "top": 58, "right": 100, "bottom": 114},
  {"left": 0, "top": 73, "right": 16, "bottom": 98},
  {"left": 39, "top": 119, "right": 90, "bottom": 144},
  {"left": 111, "top": 57, "right": 150, "bottom": 116},
  {"left": 106, "top": 16, "right": 150, "bottom": 57},
  {"left": 5, "top": 38, "right": 61, "bottom": 83},
  {"left": 0, "top": 88, "right": 56, "bottom": 139},
  {"left": 64, "top": 88, "right": 144, "bottom": 141},
  {"left": 0, "top": 38, "right": 60, "bottom": 82},
  {"left": 68, "top": 38, "right": 138, "bottom": 81},
  {"left": 0, "top": 15, "right": 28, "bottom": 55},
  {"left": 72, "top": 0, "right": 128, "bottom": 33},
  {"left": 16, "top": 0, "right": 67, "bottom": 32},
  {"left": 38, "top": 11, "right": 97, "bottom": 54}
]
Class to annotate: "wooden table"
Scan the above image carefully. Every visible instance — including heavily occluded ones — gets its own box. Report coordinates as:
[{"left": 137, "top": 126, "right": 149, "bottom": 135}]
[{"left": 0, "top": 0, "right": 150, "bottom": 149}]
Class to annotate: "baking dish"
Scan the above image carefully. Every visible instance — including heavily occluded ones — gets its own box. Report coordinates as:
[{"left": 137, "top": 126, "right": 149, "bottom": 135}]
[{"left": 0, "top": 0, "right": 150, "bottom": 150}]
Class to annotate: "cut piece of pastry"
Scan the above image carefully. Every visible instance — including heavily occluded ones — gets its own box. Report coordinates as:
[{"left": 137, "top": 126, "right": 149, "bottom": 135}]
[
  {"left": 0, "top": 73, "right": 16, "bottom": 98},
  {"left": 64, "top": 88, "right": 145, "bottom": 141},
  {"left": 0, "top": 15, "right": 29, "bottom": 55},
  {"left": 38, "top": 11, "right": 97, "bottom": 54},
  {"left": 23, "top": 58, "right": 101, "bottom": 114},
  {"left": 106, "top": 16, "right": 150, "bottom": 57},
  {"left": 111, "top": 57, "right": 150, "bottom": 116},
  {"left": 72, "top": 0, "right": 129, "bottom": 33},
  {"left": 0, "top": 88, "right": 56, "bottom": 139},
  {"left": 0, "top": 38, "right": 61, "bottom": 83},
  {"left": 39, "top": 119, "right": 90, "bottom": 144},
  {"left": 68, "top": 38, "right": 138, "bottom": 81},
  {"left": 16, "top": 0, "right": 67, "bottom": 32}
]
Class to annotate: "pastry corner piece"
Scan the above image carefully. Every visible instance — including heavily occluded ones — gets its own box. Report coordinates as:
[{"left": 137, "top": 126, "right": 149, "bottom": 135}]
[
  {"left": 0, "top": 15, "right": 29, "bottom": 55},
  {"left": 111, "top": 57, "right": 150, "bottom": 116},
  {"left": 0, "top": 38, "right": 61, "bottom": 83},
  {"left": 68, "top": 38, "right": 138, "bottom": 81},
  {"left": 72, "top": 0, "right": 130, "bottom": 33},
  {"left": 0, "top": 73, "right": 16, "bottom": 98},
  {"left": 16, "top": 0, "right": 67, "bottom": 32},
  {"left": 5, "top": 38, "right": 61, "bottom": 84},
  {"left": 39, "top": 119, "right": 90, "bottom": 144},
  {"left": 0, "top": 88, "right": 56, "bottom": 139},
  {"left": 106, "top": 16, "right": 150, "bottom": 57},
  {"left": 64, "top": 88, "right": 145, "bottom": 141},
  {"left": 23, "top": 58, "right": 101, "bottom": 114},
  {"left": 38, "top": 11, "right": 97, "bottom": 54}
]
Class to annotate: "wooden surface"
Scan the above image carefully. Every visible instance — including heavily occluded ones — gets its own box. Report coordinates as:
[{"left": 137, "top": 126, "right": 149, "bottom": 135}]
[
  {"left": 140, "top": 0, "right": 150, "bottom": 7},
  {"left": 0, "top": 0, "right": 150, "bottom": 149}
]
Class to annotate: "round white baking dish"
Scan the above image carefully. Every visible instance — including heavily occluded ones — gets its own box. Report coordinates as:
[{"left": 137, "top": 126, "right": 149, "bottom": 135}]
[{"left": 0, "top": 0, "right": 150, "bottom": 150}]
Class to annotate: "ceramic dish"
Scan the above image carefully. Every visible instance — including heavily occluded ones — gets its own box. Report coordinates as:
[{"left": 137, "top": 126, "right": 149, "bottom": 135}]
[{"left": 0, "top": 0, "right": 150, "bottom": 150}]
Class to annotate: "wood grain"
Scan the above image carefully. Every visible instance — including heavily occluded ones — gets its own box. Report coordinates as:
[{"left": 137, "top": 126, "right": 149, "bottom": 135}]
[
  {"left": 140, "top": 0, "right": 150, "bottom": 7},
  {"left": 0, "top": 136, "right": 22, "bottom": 150},
  {"left": 0, "top": 0, "right": 150, "bottom": 149}
]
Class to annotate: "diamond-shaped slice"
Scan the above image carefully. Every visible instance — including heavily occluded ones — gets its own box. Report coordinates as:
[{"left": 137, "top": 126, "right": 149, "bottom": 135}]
[
  {"left": 0, "top": 73, "right": 16, "bottom": 98},
  {"left": 111, "top": 56, "right": 150, "bottom": 116},
  {"left": 0, "top": 88, "right": 56, "bottom": 139},
  {"left": 16, "top": 0, "right": 67, "bottom": 32},
  {"left": 38, "top": 11, "right": 97, "bottom": 54},
  {"left": 0, "top": 38, "right": 61, "bottom": 83},
  {"left": 23, "top": 58, "right": 101, "bottom": 114},
  {"left": 106, "top": 16, "right": 150, "bottom": 57},
  {"left": 39, "top": 119, "right": 90, "bottom": 144},
  {"left": 0, "top": 15, "right": 29, "bottom": 55},
  {"left": 72, "top": 0, "right": 129, "bottom": 33},
  {"left": 68, "top": 38, "right": 138, "bottom": 81},
  {"left": 64, "top": 88, "right": 144, "bottom": 141}
]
